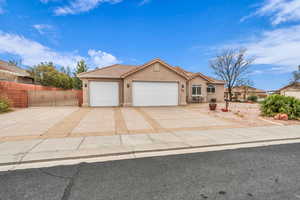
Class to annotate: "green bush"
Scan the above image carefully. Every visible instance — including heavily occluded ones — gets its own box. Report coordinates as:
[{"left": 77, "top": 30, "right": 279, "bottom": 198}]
[
  {"left": 0, "top": 97, "right": 11, "bottom": 113},
  {"left": 260, "top": 94, "right": 300, "bottom": 120},
  {"left": 247, "top": 95, "right": 258, "bottom": 102}
]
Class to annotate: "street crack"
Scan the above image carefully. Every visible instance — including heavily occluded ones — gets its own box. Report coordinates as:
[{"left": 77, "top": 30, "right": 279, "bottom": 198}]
[{"left": 61, "top": 164, "right": 83, "bottom": 200}]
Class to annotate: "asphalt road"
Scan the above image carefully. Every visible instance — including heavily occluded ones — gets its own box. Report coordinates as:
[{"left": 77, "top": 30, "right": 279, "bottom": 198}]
[{"left": 1, "top": 143, "right": 300, "bottom": 200}]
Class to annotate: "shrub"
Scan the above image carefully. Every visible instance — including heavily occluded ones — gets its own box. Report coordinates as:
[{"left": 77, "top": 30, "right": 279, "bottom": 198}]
[
  {"left": 0, "top": 97, "right": 11, "bottom": 113},
  {"left": 260, "top": 94, "right": 300, "bottom": 120},
  {"left": 247, "top": 95, "right": 258, "bottom": 102}
]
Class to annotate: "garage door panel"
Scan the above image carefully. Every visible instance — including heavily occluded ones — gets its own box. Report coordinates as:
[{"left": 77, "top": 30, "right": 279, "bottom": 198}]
[
  {"left": 133, "top": 82, "right": 178, "bottom": 106},
  {"left": 89, "top": 82, "right": 119, "bottom": 107}
]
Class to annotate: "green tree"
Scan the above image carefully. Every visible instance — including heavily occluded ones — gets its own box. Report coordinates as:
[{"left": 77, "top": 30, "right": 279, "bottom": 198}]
[
  {"left": 73, "top": 60, "right": 88, "bottom": 89},
  {"left": 28, "top": 62, "right": 74, "bottom": 89}
]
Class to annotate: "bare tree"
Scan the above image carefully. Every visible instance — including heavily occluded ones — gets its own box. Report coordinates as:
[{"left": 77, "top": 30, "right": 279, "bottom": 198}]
[
  {"left": 210, "top": 48, "right": 255, "bottom": 101},
  {"left": 291, "top": 65, "right": 300, "bottom": 84},
  {"left": 8, "top": 59, "right": 22, "bottom": 66},
  {"left": 236, "top": 79, "right": 254, "bottom": 101}
]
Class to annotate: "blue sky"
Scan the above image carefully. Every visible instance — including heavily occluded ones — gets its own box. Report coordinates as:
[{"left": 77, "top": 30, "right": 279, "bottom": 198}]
[{"left": 0, "top": 0, "right": 300, "bottom": 90}]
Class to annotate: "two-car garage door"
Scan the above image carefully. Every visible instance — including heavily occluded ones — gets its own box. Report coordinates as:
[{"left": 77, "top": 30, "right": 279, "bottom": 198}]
[
  {"left": 89, "top": 81, "right": 179, "bottom": 107},
  {"left": 132, "top": 82, "right": 178, "bottom": 106}
]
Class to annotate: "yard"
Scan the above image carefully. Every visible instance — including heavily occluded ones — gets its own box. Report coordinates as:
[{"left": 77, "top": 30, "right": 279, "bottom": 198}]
[{"left": 0, "top": 103, "right": 299, "bottom": 142}]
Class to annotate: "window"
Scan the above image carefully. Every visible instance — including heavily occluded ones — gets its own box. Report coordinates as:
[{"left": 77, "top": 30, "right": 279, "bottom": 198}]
[
  {"left": 207, "top": 85, "right": 216, "bottom": 93},
  {"left": 192, "top": 85, "right": 201, "bottom": 96}
]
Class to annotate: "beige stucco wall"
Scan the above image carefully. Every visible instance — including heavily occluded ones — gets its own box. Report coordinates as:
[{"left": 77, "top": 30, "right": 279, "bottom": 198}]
[
  {"left": 207, "top": 84, "right": 225, "bottom": 102},
  {"left": 187, "top": 76, "right": 225, "bottom": 103},
  {"left": 81, "top": 78, "right": 123, "bottom": 107},
  {"left": 81, "top": 63, "right": 225, "bottom": 107},
  {"left": 123, "top": 63, "right": 187, "bottom": 106},
  {"left": 280, "top": 86, "right": 300, "bottom": 99},
  {"left": 0, "top": 71, "right": 18, "bottom": 82},
  {"left": 187, "top": 76, "right": 208, "bottom": 102}
]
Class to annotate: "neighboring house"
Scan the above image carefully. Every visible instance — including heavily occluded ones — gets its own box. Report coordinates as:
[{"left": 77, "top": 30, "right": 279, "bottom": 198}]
[
  {"left": 0, "top": 60, "right": 33, "bottom": 84},
  {"left": 225, "top": 86, "right": 268, "bottom": 101},
  {"left": 78, "top": 58, "right": 225, "bottom": 107},
  {"left": 277, "top": 82, "right": 300, "bottom": 99}
]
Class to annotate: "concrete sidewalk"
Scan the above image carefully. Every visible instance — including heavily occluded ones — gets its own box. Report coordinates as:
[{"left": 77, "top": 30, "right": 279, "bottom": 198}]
[{"left": 1, "top": 125, "right": 300, "bottom": 171}]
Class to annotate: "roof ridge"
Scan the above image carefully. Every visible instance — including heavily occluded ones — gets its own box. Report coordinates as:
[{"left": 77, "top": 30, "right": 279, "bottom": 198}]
[{"left": 120, "top": 58, "right": 189, "bottom": 79}]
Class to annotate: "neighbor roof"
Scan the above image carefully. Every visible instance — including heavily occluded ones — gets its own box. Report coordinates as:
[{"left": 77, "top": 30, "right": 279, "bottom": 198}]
[
  {"left": 277, "top": 82, "right": 300, "bottom": 91},
  {"left": 225, "top": 86, "right": 266, "bottom": 93},
  {"left": 0, "top": 60, "right": 31, "bottom": 77},
  {"left": 78, "top": 58, "right": 225, "bottom": 84}
]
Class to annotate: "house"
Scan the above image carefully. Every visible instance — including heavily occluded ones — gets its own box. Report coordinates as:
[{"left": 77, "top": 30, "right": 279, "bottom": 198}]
[
  {"left": 277, "top": 82, "right": 300, "bottom": 99},
  {"left": 0, "top": 60, "right": 33, "bottom": 84},
  {"left": 78, "top": 58, "right": 225, "bottom": 107},
  {"left": 225, "top": 86, "right": 268, "bottom": 101}
]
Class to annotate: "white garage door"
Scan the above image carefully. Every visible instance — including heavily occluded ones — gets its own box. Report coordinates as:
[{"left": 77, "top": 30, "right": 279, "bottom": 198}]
[
  {"left": 89, "top": 82, "right": 119, "bottom": 107},
  {"left": 133, "top": 82, "right": 179, "bottom": 106}
]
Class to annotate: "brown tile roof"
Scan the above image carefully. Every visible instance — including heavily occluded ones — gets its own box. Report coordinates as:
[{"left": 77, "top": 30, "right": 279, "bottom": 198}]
[
  {"left": 0, "top": 60, "right": 31, "bottom": 77},
  {"left": 78, "top": 64, "right": 138, "bottom": 78},
  {"left": 277, "top": 82, "right": 300, "bottom": 91},
  {"left": 225, "top": 86, "right": 266, "bottom": 93},
  {"left": 78, "top": 58, "right": 224, "bottom": 84},
  {"left": 173, "top": 66, "right": 225, "bottom": 84},
  {"left": 120, "top": 59, "right": 190, "bottom": 79}
]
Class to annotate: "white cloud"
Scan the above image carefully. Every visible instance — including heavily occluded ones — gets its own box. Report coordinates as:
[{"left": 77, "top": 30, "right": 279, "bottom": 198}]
[
  {"left": 244, "top": 0, "right": 300, "bottom": 25},
  {"left": 0, "top": 31, "right": 119, "bottom": 68},
  {"left": 53, "top": 0, "right": 123, "bottom": 16},
  {"left": 0, "top": 0, "right": 6, "bottom": 14},
  {"left": 139, "top": 0, "right": 151, "bottom": 6},
  {"left": 88, "top": 49, "right": 120, "bottom": 67},
  {"left": 32, "top": 24, "right": 54, "bottom": 35},
  {"left": 224, "top": 25, "right": 300, "bottom": 73}
]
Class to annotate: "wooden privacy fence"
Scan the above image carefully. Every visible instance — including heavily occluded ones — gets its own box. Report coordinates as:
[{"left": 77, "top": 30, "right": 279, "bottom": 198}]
[
  {"left": 0, "top": 81, "right": 83, "bottom": 107},
  {"left": 28, "top": 90, "right": 82, "bottom": 107}
]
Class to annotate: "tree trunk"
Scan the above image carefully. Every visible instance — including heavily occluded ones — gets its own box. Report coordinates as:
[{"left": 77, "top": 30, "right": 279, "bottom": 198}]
[{"left": 228, "top": 87, "right": 232, "bottom": 101}]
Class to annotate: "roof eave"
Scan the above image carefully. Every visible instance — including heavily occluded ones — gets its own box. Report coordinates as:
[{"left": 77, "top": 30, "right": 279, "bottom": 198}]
[{"left": 79, "top": 76, "right": 122, "bottom": 79}]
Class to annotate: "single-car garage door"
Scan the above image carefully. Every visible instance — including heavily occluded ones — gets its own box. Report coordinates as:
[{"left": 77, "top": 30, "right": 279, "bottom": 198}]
[
  {"left": 89, "top": 82, "right": 119, "bottom": 107},
  {"left": 132, "top": 82, "right": 178, "bottom": 106}
]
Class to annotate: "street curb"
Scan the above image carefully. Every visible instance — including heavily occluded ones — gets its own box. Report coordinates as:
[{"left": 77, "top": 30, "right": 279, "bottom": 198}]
[{"left": 2, "top": 137, "right": 300, "bottom": 167}]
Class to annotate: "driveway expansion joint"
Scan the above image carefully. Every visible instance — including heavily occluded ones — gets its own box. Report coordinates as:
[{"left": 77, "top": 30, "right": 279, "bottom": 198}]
[
  {"left": 18, "top": 139, "right": 46, "bottom": 164},
  {"left": 76, "top": 137, "right": 86, "bottom": 150},
  {"left": 43, "top": 108, "right": 91, "bottom": 137},
  {"left": 133, "top": 108, "right": 166, "bottom": 133},
  {"left": 114, "top": 107, "right": 129, "bottom": 135}
]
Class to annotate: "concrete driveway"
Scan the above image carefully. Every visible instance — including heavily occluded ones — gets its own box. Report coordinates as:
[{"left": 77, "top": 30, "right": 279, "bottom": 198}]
[{"left": 0, "top": 106, "right": 271, "bottom": 142}]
